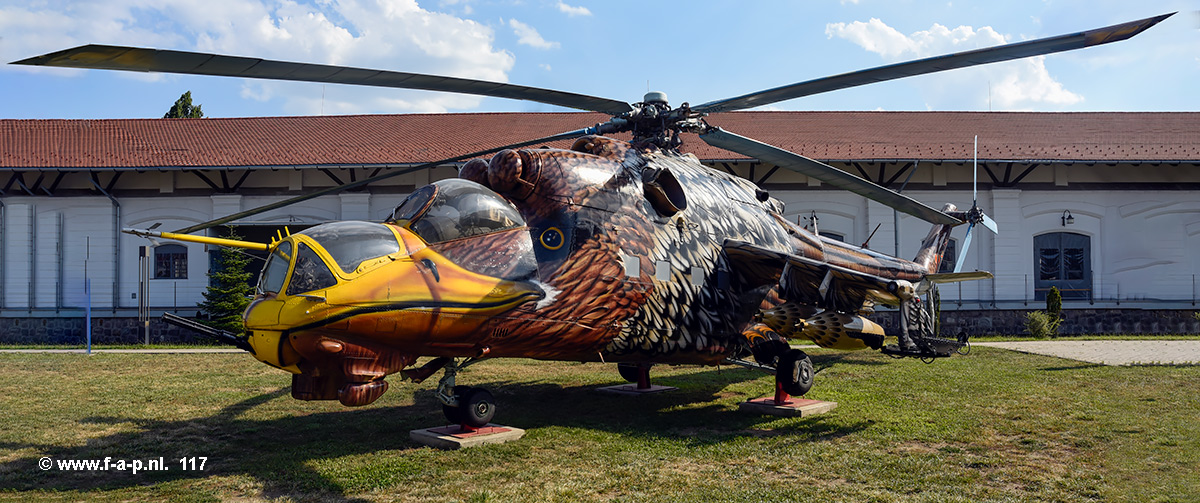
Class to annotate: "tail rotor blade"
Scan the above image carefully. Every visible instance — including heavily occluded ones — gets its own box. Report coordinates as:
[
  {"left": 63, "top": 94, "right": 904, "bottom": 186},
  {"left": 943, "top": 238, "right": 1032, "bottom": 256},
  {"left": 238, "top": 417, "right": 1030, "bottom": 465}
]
[
  {"left": 953, "top": 222, "right": 976, "bottom": 274},
  {"left": 980, "top": 213, "right": 998, "bottom": 234},
  {"left": 973, "top": 135, "right": 978, "bottom": 207}
]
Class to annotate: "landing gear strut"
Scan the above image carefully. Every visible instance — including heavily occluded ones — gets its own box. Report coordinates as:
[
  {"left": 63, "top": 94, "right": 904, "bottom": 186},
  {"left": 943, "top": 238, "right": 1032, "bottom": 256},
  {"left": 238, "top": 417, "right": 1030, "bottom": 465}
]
[
  {"left": 617, "top": 362, "right": 653, "bottom": 389},
  {"left": 434, "top": 358, "right": 496, "bottom": 429}
]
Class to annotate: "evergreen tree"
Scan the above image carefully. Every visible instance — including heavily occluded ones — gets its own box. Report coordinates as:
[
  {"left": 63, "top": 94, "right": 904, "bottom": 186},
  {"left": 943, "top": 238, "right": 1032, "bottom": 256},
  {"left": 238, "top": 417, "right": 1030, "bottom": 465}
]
[
  {"left": 164, "top": 91, "right": 204, "bottom": 118},
  {"left": 1046, "top": 286, "right": 1063, "bottom": 321},
  {"left": 198, "top": 227, "right": 253, "bottom": 333}
]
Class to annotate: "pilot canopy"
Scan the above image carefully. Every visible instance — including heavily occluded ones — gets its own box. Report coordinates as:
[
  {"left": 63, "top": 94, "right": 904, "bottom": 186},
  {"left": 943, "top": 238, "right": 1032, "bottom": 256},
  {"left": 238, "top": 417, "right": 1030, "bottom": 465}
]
[{"left": 387, "top": 179, "right": 525, "bottom": 244}]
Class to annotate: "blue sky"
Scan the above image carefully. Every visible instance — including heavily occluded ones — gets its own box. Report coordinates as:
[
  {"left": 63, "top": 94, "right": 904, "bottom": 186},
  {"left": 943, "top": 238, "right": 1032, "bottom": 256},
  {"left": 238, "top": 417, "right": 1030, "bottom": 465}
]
[{"left": 2, "top": 0, "right": 1197, "bottom": 119}]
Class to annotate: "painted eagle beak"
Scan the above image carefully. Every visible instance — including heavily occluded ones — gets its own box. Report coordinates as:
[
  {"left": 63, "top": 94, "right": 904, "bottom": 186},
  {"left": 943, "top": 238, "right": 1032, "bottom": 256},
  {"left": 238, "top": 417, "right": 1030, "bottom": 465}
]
[{"left": 242, "top": 227, "right": 545, "bottom": 370}]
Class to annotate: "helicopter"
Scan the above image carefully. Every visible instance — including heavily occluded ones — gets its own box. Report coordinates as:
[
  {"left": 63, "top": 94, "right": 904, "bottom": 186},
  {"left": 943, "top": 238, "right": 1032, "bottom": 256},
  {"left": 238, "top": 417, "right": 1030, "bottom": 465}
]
[{"left": 13, "top": 13, "right": 1171, "bottom": 428}]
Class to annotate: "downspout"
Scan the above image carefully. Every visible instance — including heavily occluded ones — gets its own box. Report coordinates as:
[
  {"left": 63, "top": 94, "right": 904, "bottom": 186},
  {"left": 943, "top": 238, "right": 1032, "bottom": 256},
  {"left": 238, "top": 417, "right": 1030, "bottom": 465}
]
[
  {"left": 57, "top": 212, "right": 64, "bottom": 312},
  {"left": 0, "top": 198, "right": 5, "bottom": 313},
  {"left": 28, "top": 204, "right": 35, "bottom": 312},
  {"left": 88, "top": 177, "right": 121, "bottom": 313}
]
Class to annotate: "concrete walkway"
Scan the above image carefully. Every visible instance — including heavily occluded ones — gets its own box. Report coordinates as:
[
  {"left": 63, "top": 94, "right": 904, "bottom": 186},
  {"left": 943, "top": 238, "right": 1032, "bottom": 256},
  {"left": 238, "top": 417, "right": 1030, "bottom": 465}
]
[{"left": 974, "top": 341, "right": 1200, "bottom": 366}]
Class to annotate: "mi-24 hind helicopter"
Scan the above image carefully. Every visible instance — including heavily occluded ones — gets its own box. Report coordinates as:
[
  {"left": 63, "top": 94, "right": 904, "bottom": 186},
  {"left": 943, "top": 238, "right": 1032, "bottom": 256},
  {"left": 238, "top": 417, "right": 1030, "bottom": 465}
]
[{"left": 14, "top": 13, "right": 1171, "bottom": 427}]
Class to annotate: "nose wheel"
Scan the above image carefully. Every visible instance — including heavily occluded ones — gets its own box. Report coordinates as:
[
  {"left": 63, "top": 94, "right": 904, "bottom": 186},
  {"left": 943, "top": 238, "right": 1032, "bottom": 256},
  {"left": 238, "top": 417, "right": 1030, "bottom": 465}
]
[
  {"left": 434, "top": 358, "right": 497, "bottom": 429},
  {"left": 442, "top": 386, "right": 496, "bottom": 428}
]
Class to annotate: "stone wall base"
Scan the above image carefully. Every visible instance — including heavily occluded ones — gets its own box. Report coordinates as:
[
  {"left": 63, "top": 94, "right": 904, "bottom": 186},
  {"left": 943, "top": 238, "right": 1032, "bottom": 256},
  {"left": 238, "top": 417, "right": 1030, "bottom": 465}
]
[
  {"left": 872, "top": 308, "right": 1200, "bottom": 336},
  {"left": 0, "top": 317, "right": 210, "bottom": 345}
]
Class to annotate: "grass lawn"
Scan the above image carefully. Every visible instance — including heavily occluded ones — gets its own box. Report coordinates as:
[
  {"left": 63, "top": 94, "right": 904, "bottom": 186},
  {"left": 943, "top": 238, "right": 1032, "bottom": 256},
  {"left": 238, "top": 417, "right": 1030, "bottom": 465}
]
[{"left": 0, "top": 347, "right": 1196, "bottom": 502}]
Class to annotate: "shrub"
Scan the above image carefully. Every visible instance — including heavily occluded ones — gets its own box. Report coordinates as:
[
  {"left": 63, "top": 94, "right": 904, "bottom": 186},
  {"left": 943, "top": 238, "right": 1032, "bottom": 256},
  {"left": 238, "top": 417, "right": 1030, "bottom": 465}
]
[
  {"left": 1025, "top": 311, "right": 1060, "bottom": 339},
  {"left": 1046, "top": 287, "right": 1063, "bottom": 320}
]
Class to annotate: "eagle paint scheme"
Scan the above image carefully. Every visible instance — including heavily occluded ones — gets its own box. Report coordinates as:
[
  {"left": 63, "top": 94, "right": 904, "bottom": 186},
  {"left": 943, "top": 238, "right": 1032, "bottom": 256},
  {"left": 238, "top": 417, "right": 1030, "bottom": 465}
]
[
  {"left": 37, "top": 13, "right": 1171, "bottom": 426},
  {"left": 225, "top": 135, "right": 974, "bottom": 409}
]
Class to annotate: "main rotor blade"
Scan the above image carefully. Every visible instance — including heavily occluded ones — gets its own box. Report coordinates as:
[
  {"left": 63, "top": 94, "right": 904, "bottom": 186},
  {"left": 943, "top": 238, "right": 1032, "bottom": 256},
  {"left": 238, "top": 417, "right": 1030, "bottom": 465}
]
[
  {"left": 172, "top": 126, "right": 601, "bottom": 234},
  {"left": 13, "top": 45, "right": 633, "bottom": 116},
  {"left": 700, "top": 127, "right": 961, "bottom": 225},
  {"left": 694, "top": 13, "right": 1173, "bottom": 114}
]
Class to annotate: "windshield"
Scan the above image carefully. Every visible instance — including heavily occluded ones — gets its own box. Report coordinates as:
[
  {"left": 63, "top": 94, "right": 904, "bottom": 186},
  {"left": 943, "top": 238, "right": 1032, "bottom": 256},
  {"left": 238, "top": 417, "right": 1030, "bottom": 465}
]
[
  {"left": 286, "top": 242, "right": 337, "bottom": 295},
  {"left": 388, "top": 179, "right": 524, "bottom": 244},
  {"left": 257, "top": 241, "right": 292, "bottom": 295},
  {"left": 299, "top": 221, "right": 401, "bottom": 274}
]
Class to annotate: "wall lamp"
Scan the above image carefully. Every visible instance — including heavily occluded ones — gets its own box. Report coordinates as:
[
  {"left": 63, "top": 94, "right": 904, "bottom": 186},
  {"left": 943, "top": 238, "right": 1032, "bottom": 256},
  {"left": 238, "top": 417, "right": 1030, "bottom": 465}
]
[{"left": 1061, "top": 210, "right": 1075, "bottom": 226}]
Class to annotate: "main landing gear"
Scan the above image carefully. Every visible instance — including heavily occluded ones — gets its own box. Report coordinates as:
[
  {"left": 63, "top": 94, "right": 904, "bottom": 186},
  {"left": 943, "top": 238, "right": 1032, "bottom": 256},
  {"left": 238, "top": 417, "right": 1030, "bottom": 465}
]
[
  {"left": 880, "top": 295, "right": 968, "bottom": 361},
  {"left": 730, "top": 332, "right": 816, "bottom": 405},
  {"left": 775, "top": 348, "right": 814, "bottom": 397}
]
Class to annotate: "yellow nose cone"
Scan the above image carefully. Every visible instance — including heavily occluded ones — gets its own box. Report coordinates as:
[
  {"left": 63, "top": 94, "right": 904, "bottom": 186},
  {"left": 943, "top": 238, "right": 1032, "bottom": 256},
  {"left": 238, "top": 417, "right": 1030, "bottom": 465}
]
[{"left": 245, "top": 328, "right": 302, "bottom": 373}]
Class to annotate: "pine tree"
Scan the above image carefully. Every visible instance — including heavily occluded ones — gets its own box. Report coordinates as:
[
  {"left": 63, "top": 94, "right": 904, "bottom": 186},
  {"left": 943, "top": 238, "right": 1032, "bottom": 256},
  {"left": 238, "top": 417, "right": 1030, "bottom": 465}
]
[
  {"left": 198, "top": 227, "right": 253, "bottom": 333},
  {"left": 164, "top": 91, "right": 204, "bottom": 118}
]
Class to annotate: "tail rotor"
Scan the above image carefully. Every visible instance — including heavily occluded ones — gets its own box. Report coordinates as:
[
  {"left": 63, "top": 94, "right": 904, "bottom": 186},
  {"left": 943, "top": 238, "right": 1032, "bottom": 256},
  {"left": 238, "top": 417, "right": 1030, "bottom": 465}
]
[{"left": 954, "top": 136, "right": 999, "bottom": 273}]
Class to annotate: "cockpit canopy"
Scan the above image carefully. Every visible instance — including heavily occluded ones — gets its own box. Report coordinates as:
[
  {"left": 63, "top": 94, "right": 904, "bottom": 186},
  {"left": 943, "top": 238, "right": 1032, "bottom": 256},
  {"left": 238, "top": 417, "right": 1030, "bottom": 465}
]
[
  {"left": 255, "top": 221, "right": 401, "bottom": 296},
  {"left": 300, "top": 221, "right": 401, "bottom": 274},
  {"left": 388, "top": 179, "right": 525, "bottom": 244}
]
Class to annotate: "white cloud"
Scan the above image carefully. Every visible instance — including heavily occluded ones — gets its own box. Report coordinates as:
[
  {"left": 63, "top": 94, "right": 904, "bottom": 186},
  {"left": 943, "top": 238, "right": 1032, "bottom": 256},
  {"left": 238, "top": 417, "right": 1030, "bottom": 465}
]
[
  {"left": 556, "top": 1, "right": 591, "bottom": 17},
  {"left": 539, "top": 63, "right": 552, "bottom": 71},
  {"left": 508, "top": 18, "right": 560, "bottom": 49},
  {"left": 825, "top": 18, "right": 1083, "bottom": 109},
  {"left": 2, "top": 0, "right": 516, "bottom": 114}
]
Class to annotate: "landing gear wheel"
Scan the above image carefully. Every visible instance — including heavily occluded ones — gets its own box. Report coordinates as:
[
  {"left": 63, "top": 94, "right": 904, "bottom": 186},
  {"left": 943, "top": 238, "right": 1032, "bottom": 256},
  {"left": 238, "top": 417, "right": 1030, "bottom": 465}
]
[
  {"left": 459, "top": 387, "right": 496, "bottom": 428},
  {"left": 776, "top": 349, "right": 814, "bottom": 396},
  {"left": 441, "top": 385, "right": 472, "bottom": 425},
  {"left": 617, "top": 363, "right": 642, "bottom": 383}
]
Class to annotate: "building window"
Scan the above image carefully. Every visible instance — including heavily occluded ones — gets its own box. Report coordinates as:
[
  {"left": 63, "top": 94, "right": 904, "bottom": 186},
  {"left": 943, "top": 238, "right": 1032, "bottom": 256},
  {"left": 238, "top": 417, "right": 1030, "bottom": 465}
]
[
  {"left": 938, "top": 239, "right": 957, "bottom": 273},
  {"left": 155, "top": 244, "right": 188, "bottom": 279},
  {"left": 1034, "top": 232, "right": 1091, "bottom": 300}
]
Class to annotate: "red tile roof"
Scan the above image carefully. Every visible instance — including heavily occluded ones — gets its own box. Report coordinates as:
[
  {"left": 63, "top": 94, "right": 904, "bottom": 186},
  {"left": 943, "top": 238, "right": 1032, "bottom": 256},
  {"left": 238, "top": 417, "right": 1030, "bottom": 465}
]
[{"left": 2, "top": 111, "right": 1197, "bottom": 169}]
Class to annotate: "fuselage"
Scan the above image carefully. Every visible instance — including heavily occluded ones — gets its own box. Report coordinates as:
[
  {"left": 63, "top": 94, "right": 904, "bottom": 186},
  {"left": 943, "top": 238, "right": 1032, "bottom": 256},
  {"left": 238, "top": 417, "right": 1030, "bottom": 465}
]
[{"left": 240, "top": 136, "right": 932, "bottom": 387}]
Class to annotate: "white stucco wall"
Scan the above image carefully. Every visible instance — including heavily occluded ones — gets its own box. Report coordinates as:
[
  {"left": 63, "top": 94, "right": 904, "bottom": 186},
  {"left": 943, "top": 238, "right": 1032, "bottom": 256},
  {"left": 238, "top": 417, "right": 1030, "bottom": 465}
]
[{"left": 2, "top": 171, "right": 1198, "bottom": 315}]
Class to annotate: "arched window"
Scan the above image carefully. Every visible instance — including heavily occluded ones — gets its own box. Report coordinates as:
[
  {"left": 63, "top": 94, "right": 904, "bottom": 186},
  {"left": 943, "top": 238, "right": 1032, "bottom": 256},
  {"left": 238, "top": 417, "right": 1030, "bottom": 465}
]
[
  {"left": 154, "top": 244, "right": 188, "bottom": 279},
  {"left": 1034, "top": 232, "right": 1091, "bottom": 300}
]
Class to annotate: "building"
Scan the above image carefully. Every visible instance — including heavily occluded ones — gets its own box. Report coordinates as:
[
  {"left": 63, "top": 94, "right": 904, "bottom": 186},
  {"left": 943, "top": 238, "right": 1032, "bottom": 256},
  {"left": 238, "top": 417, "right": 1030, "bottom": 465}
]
[{"left": 2, "top": 111, "right": 1198, "bottom": 342}]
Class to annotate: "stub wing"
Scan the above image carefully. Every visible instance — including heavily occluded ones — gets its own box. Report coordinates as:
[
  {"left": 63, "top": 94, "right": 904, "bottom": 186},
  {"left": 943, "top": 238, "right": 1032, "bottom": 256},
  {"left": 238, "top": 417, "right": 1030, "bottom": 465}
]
[
  {"left": 724, "top": 240, "right": 905, "bottom": 311},
  {"left": 922, "top": 271, "right": 994, "bottom": 284}
]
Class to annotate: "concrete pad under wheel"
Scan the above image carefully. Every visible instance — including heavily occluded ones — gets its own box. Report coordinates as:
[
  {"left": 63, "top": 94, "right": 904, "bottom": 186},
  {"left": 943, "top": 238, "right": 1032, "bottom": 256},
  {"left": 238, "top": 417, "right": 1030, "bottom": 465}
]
[
  {"left": 595, "top": 383, "right": 677, "bottom": 395},
  {"left": 739, "top": 397, "right": 837, "bottom": 417},
  {"left": 409, "top": 424, "right": 526, "bottom": 450}
]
